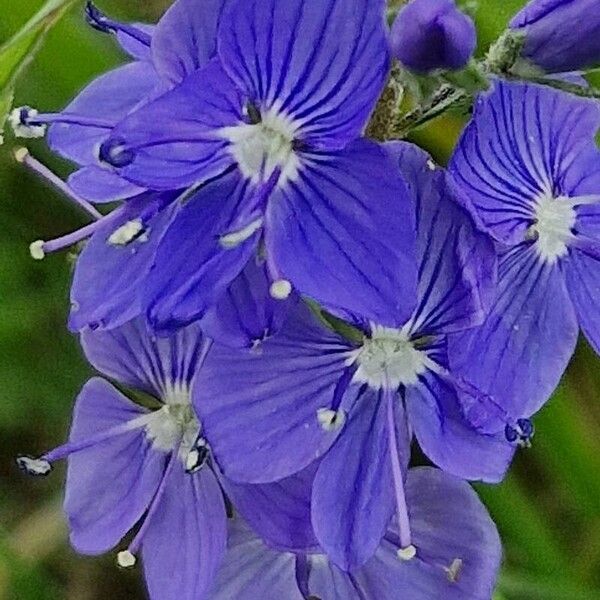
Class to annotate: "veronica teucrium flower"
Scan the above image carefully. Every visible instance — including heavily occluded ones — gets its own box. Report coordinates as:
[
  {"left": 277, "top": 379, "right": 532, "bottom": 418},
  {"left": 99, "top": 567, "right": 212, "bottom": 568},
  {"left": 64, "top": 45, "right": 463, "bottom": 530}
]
[
  {"left": 390, "top": 0, "right": 477, "bottom": 73},
  {"left": 192, "top": 143, "right": 514, "bottom": 570},
  {"left": 210, "top": 469, "right": 502, "bottom": 600},
  {"left": 510, "top": 0, "right": 600, "bottom": 73},
  {"left": 16, "top": 318, "right": 319, "bottom": 598},
  {"left": 10, "top": 0, "right": 225, "bottom": 202},
  {"left": 93, "top": 0, "right": 418, "bottom": 333},
  {"left": 448, "top": 80, "right": 600, "bottom": 437}
]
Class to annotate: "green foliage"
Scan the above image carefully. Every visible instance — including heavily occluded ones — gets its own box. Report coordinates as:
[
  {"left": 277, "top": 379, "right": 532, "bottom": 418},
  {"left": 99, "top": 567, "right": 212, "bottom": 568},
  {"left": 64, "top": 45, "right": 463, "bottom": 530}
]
[{"left": 0, "top": 0, "right": 79, "bottom": 125}]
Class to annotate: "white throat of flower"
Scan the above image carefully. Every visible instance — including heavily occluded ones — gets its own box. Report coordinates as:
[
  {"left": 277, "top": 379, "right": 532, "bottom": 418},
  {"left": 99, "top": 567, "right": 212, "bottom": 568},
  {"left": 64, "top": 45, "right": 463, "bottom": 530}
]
[
  {"left": 528, "top": 192, "right": 576, "bottom": 264},
  {"left": 220, "top": 103, "right": 301, "bottom": 185},
  {"left": 350, "top": 325, "right": 428, "bottom": 390},
  {"left": 145, "top": 385, "right": 200, "bottom": 463}
]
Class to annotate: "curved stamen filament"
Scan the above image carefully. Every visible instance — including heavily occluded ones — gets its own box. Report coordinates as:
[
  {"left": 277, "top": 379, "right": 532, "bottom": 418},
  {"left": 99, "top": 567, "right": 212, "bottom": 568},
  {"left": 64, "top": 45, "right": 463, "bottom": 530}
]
[
  {"left": 85, "top": 1, "right": 152, "bottom": 47},
  {"left": 14, "top": 148, "right": 102, "bottom": 220},
  {"left": 385, "top": 388, "right": 413, "bottom": 554},
  {"left": 25, "top": 111, "right": 114, "bottom": 129}
]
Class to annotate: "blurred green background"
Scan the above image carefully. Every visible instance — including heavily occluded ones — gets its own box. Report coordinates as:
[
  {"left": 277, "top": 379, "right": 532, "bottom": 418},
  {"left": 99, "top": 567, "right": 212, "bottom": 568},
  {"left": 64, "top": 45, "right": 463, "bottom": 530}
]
[{"left": 0, "top": 1, "right": 599, "bottom": 598}]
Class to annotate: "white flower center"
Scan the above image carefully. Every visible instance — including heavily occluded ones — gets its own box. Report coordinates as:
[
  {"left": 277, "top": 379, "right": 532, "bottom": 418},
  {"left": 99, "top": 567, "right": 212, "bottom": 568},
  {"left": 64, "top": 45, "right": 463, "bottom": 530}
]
[
  {"left": 529, "top": 193, "right": 576, "bottom": 264},
  {"left": 351, "top": 325, "right": 428, "bottom": 390},
  {"left": 145, "top": 403, "right": 200, "bottom": 463},
  {"left": 220, "top": 105, "right": 301, "bottom": 184}
]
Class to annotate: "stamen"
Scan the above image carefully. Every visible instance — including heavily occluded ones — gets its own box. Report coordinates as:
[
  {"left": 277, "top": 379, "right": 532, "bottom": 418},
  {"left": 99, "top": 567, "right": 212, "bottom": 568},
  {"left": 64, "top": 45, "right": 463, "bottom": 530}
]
[
  {"left": 185, "top": 438, "right": 210, "bottom": 474},
  {"left": 116, "top": 550, "right": 137, "bottom": 569},
  {"left": 98, "top": 138, "right": 135, "bottom": 168},
  {"left": 8, "top": 107, "right": 46, "bottom": 138},
  {"left": 385, "top": 389, "right": 414, "bottom": 552},
  {"left": 316, "top": 408, "right": 346, "bottom": 432},
  {"left": 397, "top": 544, "right": 417, "bottom": 561},
  {"left": 505, "top": 418, "right": 534, "bottom": 448},
  {"left": 16, "top": 455, "right": 52, "bottom": 477},
  {"left": 219, "top": 218, "right": 264, "bottom": 249},
  {"left": 270, "top": 279, "right": 292, "bottom": 300},
  {"left": 14, "top": 148, "right": 102, "bottom": 220},
  {"left": 108, "top": 219, "right": 145, "bottom": 246},
  {"left": 445, "top": 558, "right": 464, "bottom": 583},
  {"left": 10, "top": 107, "right": 113, "bottom": 131},
  {"left": 29, "top": 206, "right": 125, "bottom": 259},
  {"left": 85, "top": 1, "right": 152, "bottom": 48}
]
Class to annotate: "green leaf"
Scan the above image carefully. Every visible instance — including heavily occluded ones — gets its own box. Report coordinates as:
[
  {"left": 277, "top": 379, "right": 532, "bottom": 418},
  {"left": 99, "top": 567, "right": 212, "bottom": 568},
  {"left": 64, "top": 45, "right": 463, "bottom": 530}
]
[{"left": 0, "top": 0, "right": 79, "bottom": 126}]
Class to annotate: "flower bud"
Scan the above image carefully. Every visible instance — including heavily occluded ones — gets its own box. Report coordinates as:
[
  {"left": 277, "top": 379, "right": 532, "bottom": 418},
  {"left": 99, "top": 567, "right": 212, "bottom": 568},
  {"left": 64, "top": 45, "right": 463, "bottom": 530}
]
[
  {"left": 510, "top": 0, "right": 600, "bottom": 73},
  {"left": 390, "top": 0, "right": 477, "bottom": 73}
]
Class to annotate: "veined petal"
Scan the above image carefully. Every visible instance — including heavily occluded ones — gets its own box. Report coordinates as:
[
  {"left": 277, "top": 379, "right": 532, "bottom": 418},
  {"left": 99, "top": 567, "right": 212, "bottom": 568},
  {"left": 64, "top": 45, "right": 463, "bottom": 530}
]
[
  {"left": 142, "top": 466, "right": 227, "bottom": 600},
  {"left": 406, "top": 371, "right": 515, "bottom": 483},
  {"left": 449, "top": 80, "right": 600, "bottom": 244},
  {"left": 346, "top": 468, "right": 501, "bottom": 600},
  {"left": 447, "top": 245, "right": 578, "bottom": 420},
  {"left": 389, "top": 142, "right": 497, "bottom": 335},
  {"left": 266, "top": 140, "right": 417, "bottom": 328},
  {"left": 565, "top": 249, "right": 600, "bottom": 355},
  {"left": 207, "top": 520, "right": 304, "bottom": 600},
  {"left": 223, "top": 463, "right": 318, "bottom": 553},
  {"left": 152, "top": 0, "right": 223, "bottom": 84},
  {"left": 48, "top": 61, "right": 161, "bottom": 166},
  {"left": 144, "top": 171, "right": 263, "bottom": 333},
  {"left": 69, "top": 196, "right": 177, "bottom": 332},
  {"left": 193, "top": 303, "right": 352, "bottom": 484},
  {"left": 107, "top": 59, "right": 244, "bottom": 190},
  {"left": 68, "top": 166, "right": 145, "bottom": 203},
  {"left": 65, "top": 378, "right": 166, "bottom": 554},
  {"left": 81, "top": 317, "right": 208, "bottom": 401},
  {"left": 217, "top": 0, "right": 389, "bottom": 148},
  {"left": 202, "top": 257, "right": 297, "bottom": 349}
]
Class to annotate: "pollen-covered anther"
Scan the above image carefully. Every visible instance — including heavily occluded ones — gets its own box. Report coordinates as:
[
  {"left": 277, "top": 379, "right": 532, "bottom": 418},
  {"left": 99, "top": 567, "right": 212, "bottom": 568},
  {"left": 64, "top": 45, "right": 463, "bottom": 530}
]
[
  {"left": 445, "top": 558, "right": 464, "bottom": 583},
  {"left": 16, "top": 455, "right": 52, "bottom": 477},
  {"left": 270, "top": 279, "right": 292, "bottom": 300},
  {"left": 117, "top": 550, "right": 137, "bottom": 569},
  {"left": 13, "top": 147, "right": 30, "bottom": 163},
  {"left": 397, "top": 544, "right": 417, "bottom": 561},
  {"left": 185, "top": 440, "right": 210, "bottom": 474},
  {"left": 8, "top": 107, "right": 47, "bottom": 139},
  {"left": 316, "top": 408, "right": 346, "bottom": 432},
  {"left": 108, "top": 219, "right": 145, "bottom": 246},
  {"left": 29, "top": 240, "right": 46, "bottom": 260}
]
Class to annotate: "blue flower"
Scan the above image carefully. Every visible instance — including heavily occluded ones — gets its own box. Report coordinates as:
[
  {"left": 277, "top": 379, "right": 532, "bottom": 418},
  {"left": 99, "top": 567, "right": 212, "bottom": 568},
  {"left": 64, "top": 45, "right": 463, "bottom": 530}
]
[
  {"left": 510, "top": 0, "right": 600, "bottom": 73},
  {"left": 92, "top": 0, "right": 418, "bottom": 334},
  {"left": 390, "top": 0, "right": 477, "bottom": 73},
  {"left": 191, "top": 143, "right": 515, "bottom": 571},
  {"left": 210, "top": 469, "right": 502, "bottom": 600},
  {"left": 448, "top": 80, "right": 600, "bottom": 434},
  {"left": 17, "top": 317, "right": 318, "bottom": 599}
]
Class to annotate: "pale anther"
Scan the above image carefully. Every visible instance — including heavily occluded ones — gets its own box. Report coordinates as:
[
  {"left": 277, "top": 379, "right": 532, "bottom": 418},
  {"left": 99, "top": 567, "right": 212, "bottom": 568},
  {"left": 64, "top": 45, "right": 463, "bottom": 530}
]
[
  {"left": 397, "top": 544, "right": 417, "bottom": 561},
  {"left": 30, "top": 240, "right": 46, "bottom": 260},
  {"left": 270, "top": 279, "right": 292, "bottom": 300},
  {"left": 9, "top": 107, "right": 47, "bottom": 139},
  {"left": 445, "top": 558, "right": 464, "bottom": 583},
  {"left": 108, "top": 219, "right": 144, "bottom": 246},
  {"left": 317, "top": 408, "right": 346, "bottom": 432},
  {"left": 219, "top": 218, "right": 263, "bottom": 249},
  {"left": 16, "top": 456, "right": 52, "bottom": 476},
  {"left": 117, "top": 550, "right": 136, "bottom": 568},
  {"left": 13, "top": 147, "right": 30, "bottom": 163}
]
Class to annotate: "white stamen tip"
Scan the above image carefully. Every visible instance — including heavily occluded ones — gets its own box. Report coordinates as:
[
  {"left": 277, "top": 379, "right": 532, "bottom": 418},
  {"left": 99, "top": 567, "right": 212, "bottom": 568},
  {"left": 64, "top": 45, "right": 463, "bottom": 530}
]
[
  {"left": 29, "top": 240, "right": 46, "bottom": 260},
  {"left": 17, "top": 456, "right": 52, "bottom": 476},
  {"left": 219, "top": 218, "right": 264, "bottom": 249},
  {"left": 445, "top": 558, "right": 463, "bottom": 582},
  {"left": 117, "top": 550, "right": 137, "bottom": 568},
  {"left": 426, "top": 159, "right": 436, "bottom": 171},
  {"left": 317, "top": 408, "right": 346, "bottom": 432},
  {"left": 9, "top": 107, "right": 47, "bottom": 139},
  {"left": 108, "top": 219, "right": 144, "bottom": 246},
  {"left": 13, "top": 147, "right": 30, "bottom": 163},
  {"left": 270, "top": 279, "right": 292, "bottom": 300},
  {"left": 185, "top": 449, "right": 200, "bottom": 472},
  {"left": 397, "top": 545, "right": 417, "bottom": 561}
]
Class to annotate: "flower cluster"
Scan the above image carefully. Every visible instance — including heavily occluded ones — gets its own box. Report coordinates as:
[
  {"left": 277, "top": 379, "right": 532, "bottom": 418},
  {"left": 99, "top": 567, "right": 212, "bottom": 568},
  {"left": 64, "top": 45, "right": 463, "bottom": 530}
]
[{"left": 9, "top": 0, "right": 600, "bottom": 598}]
